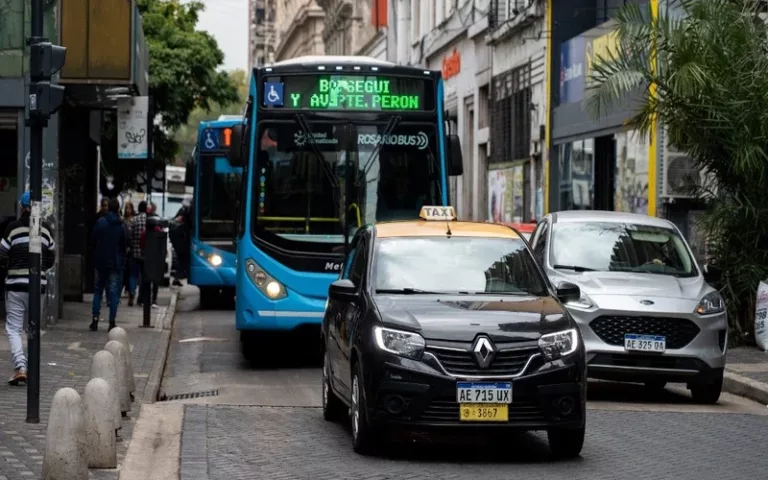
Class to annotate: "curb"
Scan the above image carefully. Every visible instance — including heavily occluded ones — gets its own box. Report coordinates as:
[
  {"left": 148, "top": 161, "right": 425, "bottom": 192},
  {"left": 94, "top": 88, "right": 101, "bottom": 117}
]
[
  {"left": 142, "top": 290, "right": 178, "bottom": 404},
  {"left": 723, "top": 370, "right": 768, "bottom": 406}
]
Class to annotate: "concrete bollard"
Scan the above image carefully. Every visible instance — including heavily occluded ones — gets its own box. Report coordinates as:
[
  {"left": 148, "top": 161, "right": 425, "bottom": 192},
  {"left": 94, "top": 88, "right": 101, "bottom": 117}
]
[
  {"left": 108, "top": 326, "right": 136, "bottom": 398},
  {"left": 104, "top": 341, "right": 131, "bottom": 415},
  {"left": 177, "top": 284, "right": 200, "bottom": 312},
  {"left": 83, "top": 378, "right": 117, "bottom": 468},
  {"left": 42, "top": 387, "right": 88, "bottom": 480},
  {"left": 90, "top": 350, "right": 122, "bottom": 430}
]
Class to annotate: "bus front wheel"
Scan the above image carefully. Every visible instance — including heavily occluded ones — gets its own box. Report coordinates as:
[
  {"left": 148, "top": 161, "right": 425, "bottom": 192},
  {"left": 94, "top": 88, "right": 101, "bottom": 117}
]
[{"left": 240, "top": 331, "right": 266, "bottom": 363}]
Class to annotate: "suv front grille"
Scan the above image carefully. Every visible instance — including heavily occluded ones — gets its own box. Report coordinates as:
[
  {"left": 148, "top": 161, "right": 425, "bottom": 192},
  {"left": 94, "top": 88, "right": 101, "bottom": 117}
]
[
  {"left": 590, "top": 316, "right": 700, "bottom": 349},
  {"left": 426, "top": 347, "right": 539, "bottom": 376}
]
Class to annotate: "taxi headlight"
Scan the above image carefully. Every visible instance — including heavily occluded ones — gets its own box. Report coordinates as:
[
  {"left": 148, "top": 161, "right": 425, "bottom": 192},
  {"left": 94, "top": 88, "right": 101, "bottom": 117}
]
[
  {"left": 208, "top": 254, "right": 223, "bottom": 267},
  {"left": 373, "top": 326, "right": 425, "bottom": 360},
  {"left": 245, "top": 259, "right": 286, "bottom": 300},
  {"left": 695, "top": 291, "right": 725, "bottom": 315},
  {"left": 538, "top": 328, "right": 578, "bottom": 361}
]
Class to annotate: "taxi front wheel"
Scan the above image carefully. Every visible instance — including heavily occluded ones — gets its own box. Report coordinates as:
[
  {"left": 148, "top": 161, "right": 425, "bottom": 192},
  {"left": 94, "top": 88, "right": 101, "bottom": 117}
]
[
  {"left": 322, "top": 351, "right": 346, "bottom": 422},
  {"left": 547, "top": 425, "right": 585, "bottom": 459},
  {"left": 351, "top": 362, "right": 379, "bottom": 455}
]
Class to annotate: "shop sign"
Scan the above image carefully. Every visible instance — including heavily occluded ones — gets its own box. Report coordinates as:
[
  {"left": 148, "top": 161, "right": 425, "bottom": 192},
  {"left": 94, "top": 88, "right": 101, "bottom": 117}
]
[
  {"left": 585, "top": 28, "right": 621, "bottom": 83},
  {"left": 559, "top": 36, "right": 585, "bottom": 105},
  {"left": 442, "top": 47, "right": 461, "bottom": 80}
]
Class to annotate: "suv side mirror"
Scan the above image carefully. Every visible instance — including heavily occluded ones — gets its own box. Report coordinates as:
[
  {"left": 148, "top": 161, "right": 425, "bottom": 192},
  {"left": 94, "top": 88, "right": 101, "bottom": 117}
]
[
  {"left": 703, "top": 263, "right": 722, "bottom": 284},
  {"left": 556, "top": 281, "right": 580, "bottom": 304},
  {"left": 229, "top": 124, "right": 245, "bottom": 167},
  {"left": 447, "top": 134, "right": 463, "bottom": 176},
  {"left": 329, "top": 279, "right": 358, "bottom": 300}
]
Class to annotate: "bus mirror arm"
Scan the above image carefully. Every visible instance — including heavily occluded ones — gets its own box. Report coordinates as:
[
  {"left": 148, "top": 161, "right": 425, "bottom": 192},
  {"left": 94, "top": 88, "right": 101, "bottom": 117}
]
[
  {"left": 448, "top": 134, "right": 463, "bottom": 176},
  {"left": 229, "top": 124, "right": 245, "bottom": 167}
]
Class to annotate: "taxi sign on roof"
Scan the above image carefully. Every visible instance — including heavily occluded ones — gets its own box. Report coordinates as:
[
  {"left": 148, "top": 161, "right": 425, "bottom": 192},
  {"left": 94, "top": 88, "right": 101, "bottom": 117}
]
[{"left": 419, "top": 206, "right": 457, "bottom": 221}]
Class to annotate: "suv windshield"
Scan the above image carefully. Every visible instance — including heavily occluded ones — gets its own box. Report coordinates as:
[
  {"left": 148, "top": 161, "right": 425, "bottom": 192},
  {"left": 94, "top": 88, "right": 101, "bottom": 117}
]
[
  {"left": 549, "top": 221, "right": 698, "bottom": 277},
  {"left": 372, "top": 237, "right": 548, "bottom": 295},
  {"left": 252, "top": 120, "right": 442, "bottom": 247}
]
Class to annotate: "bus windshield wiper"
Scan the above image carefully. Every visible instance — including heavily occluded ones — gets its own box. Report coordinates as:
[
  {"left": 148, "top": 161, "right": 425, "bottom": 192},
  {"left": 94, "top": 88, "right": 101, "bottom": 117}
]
[
  {"left": 357, "top": 115, "right": 402, "bottom": 187},
  {"left": 294, "top": 113, "right": 339, "bottom": 190},
  {"left": 552, "top": 265, "right": 597, "bottom": 272},
  {"left": 375, "top": 288, "right": 440, "bottom": 294}
]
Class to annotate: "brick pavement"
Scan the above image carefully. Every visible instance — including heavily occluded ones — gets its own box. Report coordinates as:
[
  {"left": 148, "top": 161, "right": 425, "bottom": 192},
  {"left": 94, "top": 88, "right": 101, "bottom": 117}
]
[{"left": 0, "top": 292, "right": 173, "bottom": 480}]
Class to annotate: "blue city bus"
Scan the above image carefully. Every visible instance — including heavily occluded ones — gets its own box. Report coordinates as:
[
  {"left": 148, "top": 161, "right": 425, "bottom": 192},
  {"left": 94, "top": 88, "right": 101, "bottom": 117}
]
[
  {"left": 227, "top": 55, "right": 463, "bottom": 360},
  {"left": 185, "top": 117, "right": 244, "bottom": 304}
]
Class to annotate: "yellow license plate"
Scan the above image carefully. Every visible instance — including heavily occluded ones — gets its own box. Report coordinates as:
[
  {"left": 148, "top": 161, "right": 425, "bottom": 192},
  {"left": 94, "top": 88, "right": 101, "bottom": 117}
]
[{"left": 459, "top": 403, "right": 508, "bottom": 422}]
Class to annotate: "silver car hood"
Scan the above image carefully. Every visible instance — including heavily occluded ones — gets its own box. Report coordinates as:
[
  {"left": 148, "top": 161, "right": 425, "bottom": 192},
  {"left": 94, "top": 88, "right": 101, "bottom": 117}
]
[{"left": 548, "top": 269, "right": 710, "bottom": 300}]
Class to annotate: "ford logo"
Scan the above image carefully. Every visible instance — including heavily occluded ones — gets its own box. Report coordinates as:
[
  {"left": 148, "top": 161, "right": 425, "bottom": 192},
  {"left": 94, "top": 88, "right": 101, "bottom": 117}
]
[{"left": 639, "top": 300, "right": 654, "bottom": 305}]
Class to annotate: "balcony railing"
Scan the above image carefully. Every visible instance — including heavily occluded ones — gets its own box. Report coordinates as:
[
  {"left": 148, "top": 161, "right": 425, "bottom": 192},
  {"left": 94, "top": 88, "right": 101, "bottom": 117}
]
[{"left": 489, "top": 0, "right": 535, "bottom": 29}]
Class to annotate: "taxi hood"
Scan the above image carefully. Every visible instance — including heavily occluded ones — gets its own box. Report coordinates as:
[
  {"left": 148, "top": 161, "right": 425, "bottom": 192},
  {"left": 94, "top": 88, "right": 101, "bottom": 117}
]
[{"left": 375, "top": 294, "right": 572, "bottom": 343}]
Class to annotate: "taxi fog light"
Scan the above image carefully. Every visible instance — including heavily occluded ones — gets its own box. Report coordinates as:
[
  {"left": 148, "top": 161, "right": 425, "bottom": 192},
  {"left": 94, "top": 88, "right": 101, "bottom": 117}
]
[
  {"left": 695, "top": 291, "right": 725, "bottom": 315},
  {"left": 539, "top": 328, "right": 578, "bottom": 361},
  {"left": 373, "top": 326, "right": 425, "bottom": 360},
  {"left": 245, "top": 258, "right": 287, "bottom": 300},
  {"left": 208, "top": 254, "right": 223, "bottom": 267}
]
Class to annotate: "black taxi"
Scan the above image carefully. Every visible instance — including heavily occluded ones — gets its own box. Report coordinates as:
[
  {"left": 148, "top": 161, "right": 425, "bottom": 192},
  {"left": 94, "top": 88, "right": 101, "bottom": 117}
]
[{"left": 320, "top": 206, "right": 587, "bottom": 457}]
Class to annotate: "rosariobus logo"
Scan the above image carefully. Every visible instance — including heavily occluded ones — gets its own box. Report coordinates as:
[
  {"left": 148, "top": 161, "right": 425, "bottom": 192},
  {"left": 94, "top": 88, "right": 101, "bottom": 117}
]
[{"left": 357, "top": 132, "right": 429, "bottom": 150}]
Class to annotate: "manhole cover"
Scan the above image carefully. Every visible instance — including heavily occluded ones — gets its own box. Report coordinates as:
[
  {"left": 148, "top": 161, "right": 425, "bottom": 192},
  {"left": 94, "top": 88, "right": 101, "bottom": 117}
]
[{"left": 161, "top": 389, "right": 219, "bottom": 401}]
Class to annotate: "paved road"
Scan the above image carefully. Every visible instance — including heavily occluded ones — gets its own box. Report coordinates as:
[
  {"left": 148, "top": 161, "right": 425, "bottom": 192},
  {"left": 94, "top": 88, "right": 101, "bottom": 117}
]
[{"left": 160, "top": 310, "right": 768, "bottom": 480}]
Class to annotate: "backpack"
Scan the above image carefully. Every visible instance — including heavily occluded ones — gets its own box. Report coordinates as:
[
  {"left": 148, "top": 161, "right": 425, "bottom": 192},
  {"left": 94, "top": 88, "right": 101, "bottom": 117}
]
[{"left": 139, "top": 225, "right": 161, "bottom": 250}]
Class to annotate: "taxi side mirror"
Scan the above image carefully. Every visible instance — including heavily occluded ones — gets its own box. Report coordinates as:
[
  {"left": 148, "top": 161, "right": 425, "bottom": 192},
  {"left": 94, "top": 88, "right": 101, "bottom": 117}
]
[
  {"left": 329, "top": 279, "right": 358, "bottom": 301},
  {"left": 556, "top": 281, "right": 580, "bottom": 304},
  {"left": 229, "top": 124, "right": 245, "bottom": 167}
]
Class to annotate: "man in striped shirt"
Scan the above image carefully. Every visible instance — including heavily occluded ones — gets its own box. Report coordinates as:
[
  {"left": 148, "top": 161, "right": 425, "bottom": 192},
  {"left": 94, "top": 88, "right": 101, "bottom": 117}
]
[{"left": 0, "top": 192, "right": 56, "bottom": 385}]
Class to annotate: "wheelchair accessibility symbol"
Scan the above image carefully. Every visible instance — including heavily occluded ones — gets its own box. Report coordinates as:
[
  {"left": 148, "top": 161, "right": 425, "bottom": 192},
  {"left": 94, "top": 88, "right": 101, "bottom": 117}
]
[
  {"left": 263, "top": 82, "right": 284, "bottom": 107},
  {"left": 201, "top": 128, "right": 219, "bottom": 151}
]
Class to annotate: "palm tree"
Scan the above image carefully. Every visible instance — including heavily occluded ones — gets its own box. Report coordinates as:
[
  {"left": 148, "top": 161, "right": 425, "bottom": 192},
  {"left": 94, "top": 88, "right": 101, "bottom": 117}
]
[{"left": 584, "top": 0, "right": 768, "bottom": 344}]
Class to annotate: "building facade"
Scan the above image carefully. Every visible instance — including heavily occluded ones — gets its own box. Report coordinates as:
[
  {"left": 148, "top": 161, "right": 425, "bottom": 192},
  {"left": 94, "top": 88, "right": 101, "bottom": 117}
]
[
  {"left": 249, "top": 0, "right": 278, "bottom": 68},
  {"left": 273, "top": 0, "right": 326, "bottom": 61},
  {"left": 317, "top": 0, "right": 380, "bottom": 57},
  {"left": 487, "top": 0, "right": 547, "bottom": 224}
]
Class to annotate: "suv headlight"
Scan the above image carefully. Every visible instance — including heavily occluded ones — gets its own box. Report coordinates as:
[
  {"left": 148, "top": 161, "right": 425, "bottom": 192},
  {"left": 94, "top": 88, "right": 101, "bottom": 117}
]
[
  {"left": 538, "top": 328, "right": 579, "bottom": 360},
  {"left": 695, "top": 291, "right": 725, "bottom": 315},
  {"left": 373, "top": 326, "right": 425, "bottom": 360},
  {"left": 566, "top": 291, "right": 594, "bottom": 309}
]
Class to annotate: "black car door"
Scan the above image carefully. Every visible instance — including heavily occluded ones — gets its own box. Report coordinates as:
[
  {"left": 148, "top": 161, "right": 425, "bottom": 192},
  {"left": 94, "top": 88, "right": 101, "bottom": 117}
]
[{"left": 335, "top": 236, "right": 369, "bottom": 394}]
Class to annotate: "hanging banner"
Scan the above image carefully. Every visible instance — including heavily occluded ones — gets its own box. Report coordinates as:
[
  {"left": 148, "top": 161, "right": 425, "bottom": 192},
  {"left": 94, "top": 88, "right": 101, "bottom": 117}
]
[{"left": 117, "top": 96, "right": 149, "bottom": 159}]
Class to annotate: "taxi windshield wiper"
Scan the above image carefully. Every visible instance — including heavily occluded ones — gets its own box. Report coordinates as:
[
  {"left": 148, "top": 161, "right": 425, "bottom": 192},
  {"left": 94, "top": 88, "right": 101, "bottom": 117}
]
[
  {"left": 553, "top": 265, "right": 596, "bottom": 272},
  {"left": 376, "top": 288, "right": 440, "bottom": 295}
]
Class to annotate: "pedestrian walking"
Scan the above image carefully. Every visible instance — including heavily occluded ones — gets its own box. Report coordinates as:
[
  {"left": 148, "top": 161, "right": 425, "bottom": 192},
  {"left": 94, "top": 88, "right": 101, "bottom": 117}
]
[
  {"left": 121, "top": 201, "right": 136, "bottom": 297},
  {"left": 0, "top": 192, "right": 56, "bottom": 385},
  {"left": 90, "top": 198, "right": 127, "bottom": 331},
  {"left": 128, "top": 201, "right": 147, "bottom": 306},
  {"left": 142, "top": 202, "right": 162, "bottom": 307},
  {"left": 169, "top": 196, "right": 192, "bottom": 286}
]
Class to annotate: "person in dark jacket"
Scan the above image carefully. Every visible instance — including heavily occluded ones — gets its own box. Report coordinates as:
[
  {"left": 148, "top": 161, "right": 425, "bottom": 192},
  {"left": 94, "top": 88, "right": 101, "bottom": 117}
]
[
  {"left": 169, "top": 196, "right": 192, "bottom": 285},
  {"left": 90, "top": 198, "right": 127, "bottom": 331},
  {"left": 0, "top": 192, "right": 56, "bottom": 385}
]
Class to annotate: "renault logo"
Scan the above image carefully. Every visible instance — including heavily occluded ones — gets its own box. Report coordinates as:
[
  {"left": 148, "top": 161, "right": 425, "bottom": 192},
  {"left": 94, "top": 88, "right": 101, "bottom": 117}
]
[
  {"left": 472, "top": 336, "right": 495, "bottom": 368},
  {"left": 640, "top": 299, "right": 654, "bottom": 305}
]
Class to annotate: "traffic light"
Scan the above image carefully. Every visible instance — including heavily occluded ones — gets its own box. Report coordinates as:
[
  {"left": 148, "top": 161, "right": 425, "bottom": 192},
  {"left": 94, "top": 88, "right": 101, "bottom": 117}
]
[{"left": 27, "top": 42, "right": 67, "bottom": 121}]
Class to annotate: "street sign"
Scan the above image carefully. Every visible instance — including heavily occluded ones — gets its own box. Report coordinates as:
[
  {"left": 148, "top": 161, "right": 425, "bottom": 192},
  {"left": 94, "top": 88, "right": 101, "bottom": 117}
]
[{"left": 117, "top": 96, "right": 149, "bottom": 159}]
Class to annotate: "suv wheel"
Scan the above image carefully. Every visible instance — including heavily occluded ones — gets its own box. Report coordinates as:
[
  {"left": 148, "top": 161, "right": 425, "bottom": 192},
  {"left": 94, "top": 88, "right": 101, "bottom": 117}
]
[
  {"left": 322, "top": 351, "right": 346, "bottom": 422},
  {"left": 350, "top": 362, "right": 378, "bottom": 455},
  {"left": 547, "top": 426, "right": 585, "bottom": 459},
  {"left": 690, "top": 370, "right": 723, "bottom": 404}
]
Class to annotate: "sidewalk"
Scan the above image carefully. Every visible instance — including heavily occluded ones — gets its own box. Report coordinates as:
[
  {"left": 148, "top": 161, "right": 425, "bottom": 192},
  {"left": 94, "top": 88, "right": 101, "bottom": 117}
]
[
  {"left": 724, "top": 346, "right": 768, "bottom": 406},
  {"left": 0, "top": 289, "right": 177, "bottom": 480}
]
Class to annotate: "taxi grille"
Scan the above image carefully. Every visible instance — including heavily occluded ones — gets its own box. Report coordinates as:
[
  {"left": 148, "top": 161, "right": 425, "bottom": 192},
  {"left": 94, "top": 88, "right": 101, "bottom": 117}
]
[
  {"left": 426, "top": 347, "right": 538, "bottom": 376},
  {"left": 421, "top": 398, "right": 546, "bottom": 423},
  {"left": 590, "top": 315, "right": 701, "bottom": 349}
]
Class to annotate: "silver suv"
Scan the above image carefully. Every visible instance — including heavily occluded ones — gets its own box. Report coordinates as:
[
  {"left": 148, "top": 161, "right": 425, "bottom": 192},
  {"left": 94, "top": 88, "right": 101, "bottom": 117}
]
[{"left": 528, "top": 211, "right": 726, "bottom": 403}]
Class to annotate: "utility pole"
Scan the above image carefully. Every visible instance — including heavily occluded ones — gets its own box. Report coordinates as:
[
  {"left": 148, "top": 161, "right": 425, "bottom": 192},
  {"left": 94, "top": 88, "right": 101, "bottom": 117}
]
[
  {"left": 143, "top": 97, "right": 154, "bottom": 328},
  {"left": 26, "top": 0, "right": 66, "bottom": 423}
]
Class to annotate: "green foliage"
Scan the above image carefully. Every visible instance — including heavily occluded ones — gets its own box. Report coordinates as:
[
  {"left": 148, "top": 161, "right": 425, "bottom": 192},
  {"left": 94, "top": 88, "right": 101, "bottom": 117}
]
[
  {"left": 585, "top": 0, "right": 768, "bottom": 344},
  {"left": 174, "top": 68, "right": 249, "bottom": 163},
  {"left": 137, "top": 0, "right": 239, "bottom": 162}
]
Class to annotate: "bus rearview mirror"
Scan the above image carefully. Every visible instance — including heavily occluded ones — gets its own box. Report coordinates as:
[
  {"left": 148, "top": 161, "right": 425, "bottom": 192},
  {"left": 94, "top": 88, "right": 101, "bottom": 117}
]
[
  {"left": 448, "top": 134, "right": 463, "bottom": 176},
  {"left": 229, "top": 124, "right": 245, "bottom": 167}
]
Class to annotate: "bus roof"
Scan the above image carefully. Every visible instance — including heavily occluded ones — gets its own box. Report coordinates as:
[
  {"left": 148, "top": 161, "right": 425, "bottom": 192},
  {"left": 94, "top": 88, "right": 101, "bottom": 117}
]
[
  {"left": 375, "top": 220, "right": 521, "bottom": 240},
  {"left": 257, "top": 55, "right": 439, "bottom": 79},
  {"left": 268, "top": 55, "right": 396, "bottom": 68},
  {"left": 199, "top": 117, "right": 243, "bottom": 131}
]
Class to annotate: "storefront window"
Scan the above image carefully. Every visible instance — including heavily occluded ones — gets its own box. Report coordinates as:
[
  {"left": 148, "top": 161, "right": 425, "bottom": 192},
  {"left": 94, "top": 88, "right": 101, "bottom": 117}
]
[
  {"left": 614, "top": 130, "right": 649, "bottom": 214},
  {"left": 487, "top": 162, "right": 525, "bottom": 223},
  {"left": 557, "top": 140, "right": 595, "bottom": 211}
]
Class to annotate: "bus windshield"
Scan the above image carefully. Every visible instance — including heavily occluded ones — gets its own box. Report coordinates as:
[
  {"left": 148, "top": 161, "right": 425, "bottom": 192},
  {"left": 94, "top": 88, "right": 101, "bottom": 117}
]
[
  {"left": 253, "top": 120, "right": 442, "bottom": 246},
  {"left": 198, "top": 153, "right": 242, "bottom": 239}
]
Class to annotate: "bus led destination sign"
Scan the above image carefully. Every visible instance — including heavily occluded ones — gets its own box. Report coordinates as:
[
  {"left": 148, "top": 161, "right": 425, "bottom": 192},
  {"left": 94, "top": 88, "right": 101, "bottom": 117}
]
[{"left": 263, "top": 74, "right": 434, "bottom": 112}]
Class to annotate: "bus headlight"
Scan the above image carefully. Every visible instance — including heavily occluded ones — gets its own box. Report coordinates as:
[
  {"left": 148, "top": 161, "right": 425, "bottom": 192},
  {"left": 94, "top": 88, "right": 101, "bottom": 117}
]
[
  {"left": 208, "top": 254, "right": 223, "bottom": 267},
  {"left": 245, "top": 259, "right": 287, "bottom": 300}
]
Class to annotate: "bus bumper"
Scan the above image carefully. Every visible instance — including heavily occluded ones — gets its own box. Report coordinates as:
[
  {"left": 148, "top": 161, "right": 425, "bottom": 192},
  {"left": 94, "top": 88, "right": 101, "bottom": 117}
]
[{"left": 235, "top": 278, "right": 325, "bottom": 331}]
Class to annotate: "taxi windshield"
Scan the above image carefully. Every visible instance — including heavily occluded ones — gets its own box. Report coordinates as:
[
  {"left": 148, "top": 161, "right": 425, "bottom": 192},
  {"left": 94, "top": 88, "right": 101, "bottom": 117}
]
[{"left": 372, "top": 236, "right": 549, "bottom": 296}]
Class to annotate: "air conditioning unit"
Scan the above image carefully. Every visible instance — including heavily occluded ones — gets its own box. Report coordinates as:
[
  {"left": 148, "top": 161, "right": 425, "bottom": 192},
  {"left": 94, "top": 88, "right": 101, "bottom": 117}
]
[{"left": 662, "top": 152, "right": 707, "bottom": 199}]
